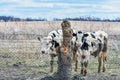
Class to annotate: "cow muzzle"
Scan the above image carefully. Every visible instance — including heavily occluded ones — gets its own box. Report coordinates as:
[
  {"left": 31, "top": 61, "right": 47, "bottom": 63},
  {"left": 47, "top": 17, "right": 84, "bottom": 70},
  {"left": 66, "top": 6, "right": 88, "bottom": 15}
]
[{"left": 76, "top": 43, "right": 81, "bottom": 47}]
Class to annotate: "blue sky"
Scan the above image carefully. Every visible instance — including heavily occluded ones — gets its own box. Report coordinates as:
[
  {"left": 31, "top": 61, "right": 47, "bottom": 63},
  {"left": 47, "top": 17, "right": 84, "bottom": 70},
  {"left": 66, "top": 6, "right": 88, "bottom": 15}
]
[{"left": 0, "top": 0, "right": 120, "bottom": 20}]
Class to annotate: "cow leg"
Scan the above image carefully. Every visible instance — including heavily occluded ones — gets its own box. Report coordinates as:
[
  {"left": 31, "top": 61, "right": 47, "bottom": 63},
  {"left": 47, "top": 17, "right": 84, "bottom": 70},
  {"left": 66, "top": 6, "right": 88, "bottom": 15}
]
[
  {"left": 98, "top": 54, "right": 102, "bottom": 73},
  {"left": 72, "top": 49, "right": 76, "bottom": 61},
  {"left": 83, "top": 61, "right": 88, "bottom": 76},
  {"left": 102, "top": 37, "right": 107, "bottom": 72},
  {"left": 50, "top": 55, "right": 54, "bottom": 73},
  {"left": 74, "top": 56, "right": 78, "bottom": 72},
  {"left": 80, "top": 62, "right": 84, "bottom": 75},
  {"left": 81, "top": 61, "right": 88, "bottom": 76},
  {"left": 72, "top": 48, "right": 78, "bottom": 72},
  {"left": 80, "top": 53, "right": 89, "bottom": 76},
  {"left": 102, "top": 51, "right": 107, "bottom": 72}
]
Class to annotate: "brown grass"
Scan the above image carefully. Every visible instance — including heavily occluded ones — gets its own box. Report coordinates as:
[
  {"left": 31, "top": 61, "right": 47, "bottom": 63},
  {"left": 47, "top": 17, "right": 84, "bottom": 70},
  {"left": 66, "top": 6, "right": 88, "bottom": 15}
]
[
  {"left": 0, "top": 21, "right": 120, "bottom": 79},
  {"left": 0, "top": 21, "right": 120, "bottom": 35}
]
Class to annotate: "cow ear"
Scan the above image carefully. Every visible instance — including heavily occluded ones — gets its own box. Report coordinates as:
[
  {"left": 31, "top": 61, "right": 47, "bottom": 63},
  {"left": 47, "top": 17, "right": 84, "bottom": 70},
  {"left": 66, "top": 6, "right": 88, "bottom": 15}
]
[
  {"left": 38, "top": 37, "right": 41, "bottom": 41},
  {"left": 73, "top": 33, "right": 77, "bottom": 36}
]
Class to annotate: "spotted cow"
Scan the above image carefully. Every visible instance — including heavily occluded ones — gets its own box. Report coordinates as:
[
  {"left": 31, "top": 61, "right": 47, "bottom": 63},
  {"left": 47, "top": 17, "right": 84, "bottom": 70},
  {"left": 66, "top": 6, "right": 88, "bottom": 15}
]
[
  {"left": 75, "top": 30, "right": 108, "bottom": 76},
  {"left": 71, "top": 30, "right": 83, "bottom": 71},
  {"left": 38, "top": 29, "right": 79, "bottom": 72}
]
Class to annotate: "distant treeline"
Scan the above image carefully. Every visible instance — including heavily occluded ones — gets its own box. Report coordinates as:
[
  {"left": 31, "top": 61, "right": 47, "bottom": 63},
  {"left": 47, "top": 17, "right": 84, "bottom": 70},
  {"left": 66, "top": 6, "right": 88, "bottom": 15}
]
[
  {"left": 0, "top": 16, "right": 120, "bottom": 22},
  {"left": 54, "top": 17, "right": 120, "bottom": 22},
  {"left": 0, "top": 16, "right": 47, "bottom": 22}
]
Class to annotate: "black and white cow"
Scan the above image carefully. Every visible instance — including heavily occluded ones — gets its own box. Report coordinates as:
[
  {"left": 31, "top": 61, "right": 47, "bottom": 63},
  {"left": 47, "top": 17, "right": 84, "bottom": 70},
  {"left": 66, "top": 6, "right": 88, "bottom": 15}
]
[
  {"left": 71, "top": 30, "right": 83, "bottom": 71},
  {"left": 75, "top": 30, "right": 108, "bottom": 76},
  {"left": 38, "top": 29, "right": 79, "bottom": 72},
  {"left": 38, "top": 30, "right": 62, "bottom": 54},
  {"left": 38, "top": 29, "right": 63, "bottom": 72}
]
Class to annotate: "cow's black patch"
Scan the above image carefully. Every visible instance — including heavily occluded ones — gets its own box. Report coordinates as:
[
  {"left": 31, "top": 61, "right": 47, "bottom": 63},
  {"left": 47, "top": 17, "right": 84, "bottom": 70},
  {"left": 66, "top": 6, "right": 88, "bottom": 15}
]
[
  {"left": 91, "top": 42, "right": 94, "bottom": 47},
  {"left": 52, "top": 40, "right": 59, "bottom": 48},
  {"left": 83, "top": 33, "right": 89, "bottom": 37},
  {"left": 98, "top": 39, "right": 102, "bottom": 42},
  {"left": 91, "top": 42, "right": 97, "bottom": 47},
  {"left": 91, "top": 42, "right": 102, "bottom": 57},
  {"left": 84, "top": 61, "right": 88, "bottom": 67},
  {"left": 91, "top": 33, "right": 95, "bottom": 38},
  {"left": 81, "top": 33, "right": 88, "bottom": 42},
  {"left": 73, "top": 33, "right": 77, "bottom": 36},
  {"left": 98, "top": 43, "right": 102, "bottom": 51},
  {"left": 78, "top": 31, "right": 82, "bottom": 34},
  {"left": 38, "top": 37, "right": 41, "bottom": 41},
  {"left": 52, "top": 33, "right": 56, "bottom": 37},
  {"left": 81, "top": 55, "right": 86, "bottom": 59},
  {"left": 55, "top": 41, "right": 59, "bottom": 48},
  {"left": 81, "top": 36, "right": 86, "bottom": 43},
  {"left": 73, "top": 33, "right": 78, "bottom": 40},
  {"left": 81, "top": 42, "right": 89, "bottom": 50},
  {"left": 81, "top": 36, "right": 84, "bottom": 42},
  {"left": 56, "top": 30, "right": 60, "bottom": 34}
]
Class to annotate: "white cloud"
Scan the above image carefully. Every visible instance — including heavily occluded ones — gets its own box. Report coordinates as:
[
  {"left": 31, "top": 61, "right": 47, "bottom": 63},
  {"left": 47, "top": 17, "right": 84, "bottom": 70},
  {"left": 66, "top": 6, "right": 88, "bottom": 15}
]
[
  {"left": 0, "top": 0, "right": 17, "bottom": 2},
  {"left": 96, "top": 0, "right": 120, "bottom": 13},
  {"left": 0, "top": 0, "right": 120, "bottom": 19}
]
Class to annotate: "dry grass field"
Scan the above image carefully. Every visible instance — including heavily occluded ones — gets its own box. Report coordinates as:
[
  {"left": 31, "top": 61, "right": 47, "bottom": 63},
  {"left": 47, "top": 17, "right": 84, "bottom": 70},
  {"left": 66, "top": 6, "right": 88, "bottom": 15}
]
[
  {"left": 0, "top": 21, "right": 120, "bottom": 35},
  {"left": 0, "top": 21, "right": 120, "bottom": 80}
]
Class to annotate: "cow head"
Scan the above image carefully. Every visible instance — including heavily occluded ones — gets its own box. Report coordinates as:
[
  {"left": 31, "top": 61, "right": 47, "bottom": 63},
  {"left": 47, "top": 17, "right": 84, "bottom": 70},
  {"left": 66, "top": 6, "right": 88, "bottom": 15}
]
[
  {"left": 38, "top": 36, "right": 52, "bottom": 54},
  {"left": 75, "top": 31, "right": 83, "bottom": 47}
]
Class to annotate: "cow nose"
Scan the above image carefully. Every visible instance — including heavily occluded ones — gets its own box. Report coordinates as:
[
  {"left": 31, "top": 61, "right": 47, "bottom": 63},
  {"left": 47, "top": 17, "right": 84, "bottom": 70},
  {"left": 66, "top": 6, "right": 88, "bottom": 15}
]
[
  {"left": 76, "top": 43, "right": 81, "bottom": 47},
  {"left": 41, "top": 51, "right": 45, "bottom": 54}
]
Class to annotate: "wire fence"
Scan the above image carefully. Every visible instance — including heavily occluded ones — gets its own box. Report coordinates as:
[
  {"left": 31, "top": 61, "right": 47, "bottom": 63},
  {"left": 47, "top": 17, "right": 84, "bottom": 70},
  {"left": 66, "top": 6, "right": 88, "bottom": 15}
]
[{"left": 0, "top": 34, "right": 120, "bottom": 74}]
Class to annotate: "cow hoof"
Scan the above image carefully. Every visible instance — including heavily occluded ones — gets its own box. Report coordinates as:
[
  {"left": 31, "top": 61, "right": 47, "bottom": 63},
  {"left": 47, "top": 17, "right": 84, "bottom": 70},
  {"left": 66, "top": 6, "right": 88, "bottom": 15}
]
[
  {"left": 102, "top": 67, "right": 106, "bottom": 72},
  {"left": 50, "top": 71, "right": 53, "bottom": 73},
  {"left": 98, "top": 67, "right": 101, "bottom": 73},
  {"left": 74, "top": 69, "right": 77, "bottom": 72},
  {"left": 83, "top": 74, "right": 87, "bottom": 76},
  {"left": 81, "top": 69, "right": 83, "bottom": 75},
  {"left": 83, "top": 70, "right": 87, "bottom": 76},
  {"left": 50, "top": 69, "right": 53, "bottom": 73},
  {"left": 98, "top": 70, "right": 100, "bottom": 73}
]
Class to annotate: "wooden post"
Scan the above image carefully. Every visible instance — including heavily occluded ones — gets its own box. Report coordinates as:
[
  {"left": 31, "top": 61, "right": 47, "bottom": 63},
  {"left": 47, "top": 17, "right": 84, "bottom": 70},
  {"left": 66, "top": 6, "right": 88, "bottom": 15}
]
[{"left": 53, "top": 21, "right": 73, "bottom": 80}]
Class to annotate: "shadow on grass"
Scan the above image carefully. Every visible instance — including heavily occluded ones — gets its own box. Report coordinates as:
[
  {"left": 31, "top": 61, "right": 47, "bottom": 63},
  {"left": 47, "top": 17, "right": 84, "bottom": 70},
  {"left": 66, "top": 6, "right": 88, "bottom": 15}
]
[{"left": 40, "top": 74, "right": 120, "bottom": 80}]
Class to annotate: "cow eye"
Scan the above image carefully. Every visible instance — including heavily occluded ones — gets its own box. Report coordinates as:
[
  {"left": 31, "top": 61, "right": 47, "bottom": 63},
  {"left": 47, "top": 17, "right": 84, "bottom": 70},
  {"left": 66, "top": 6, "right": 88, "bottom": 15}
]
[{"left": 46, "top": 43, "right": 49, "bottom": 45}]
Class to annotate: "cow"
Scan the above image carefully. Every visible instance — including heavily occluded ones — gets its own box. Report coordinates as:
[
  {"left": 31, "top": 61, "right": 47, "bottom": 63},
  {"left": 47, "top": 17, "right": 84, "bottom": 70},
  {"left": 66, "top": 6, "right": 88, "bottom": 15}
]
[
  {"left": 71, "top": 30, "right": 83, "bottom": 71},
  {"left": 75, "top": 30, "right": 108, "bottom": 76},
  {"left": 38, "top": 29, "right": 62, "bottom": 72},
  {"left": 38, "top": 29, "right": 79, "bottom": 72},
  {"left": 38, "top": 30, "right": 62, "bottom": 54}
]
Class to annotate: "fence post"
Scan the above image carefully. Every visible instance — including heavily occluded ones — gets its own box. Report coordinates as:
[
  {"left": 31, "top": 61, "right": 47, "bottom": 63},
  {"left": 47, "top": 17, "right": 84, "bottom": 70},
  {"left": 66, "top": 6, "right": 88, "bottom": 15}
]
[{"left": 53, "top": 21, "right": 73, "bottom": 80}]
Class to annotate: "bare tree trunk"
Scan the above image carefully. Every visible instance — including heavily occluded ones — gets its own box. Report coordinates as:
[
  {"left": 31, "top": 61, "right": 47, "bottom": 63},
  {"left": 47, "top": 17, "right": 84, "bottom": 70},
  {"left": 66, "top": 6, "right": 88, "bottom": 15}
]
[{"left": 53, "top": 21, "right": 73, "bottom": 80}]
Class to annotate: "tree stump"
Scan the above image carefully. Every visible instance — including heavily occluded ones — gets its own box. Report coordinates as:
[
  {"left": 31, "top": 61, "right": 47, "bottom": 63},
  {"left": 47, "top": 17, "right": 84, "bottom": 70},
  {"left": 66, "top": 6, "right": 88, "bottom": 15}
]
[{"left": 53, "top": 21, "right": 73, "bottom": 80}]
